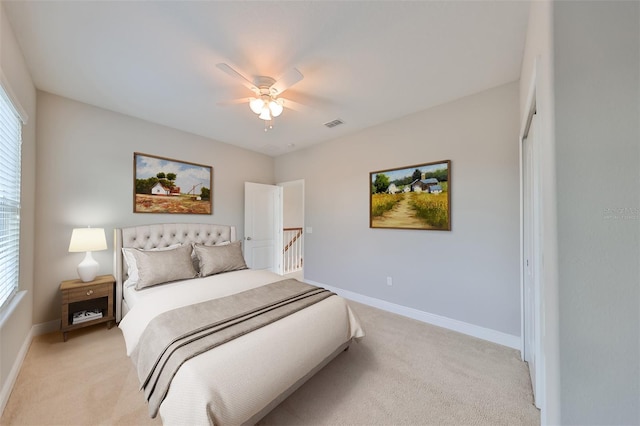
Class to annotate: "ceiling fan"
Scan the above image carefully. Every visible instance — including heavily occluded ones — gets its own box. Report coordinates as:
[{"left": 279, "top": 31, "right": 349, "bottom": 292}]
[{"left": 216, "top": 63, "right": 305, "bottom": 131}]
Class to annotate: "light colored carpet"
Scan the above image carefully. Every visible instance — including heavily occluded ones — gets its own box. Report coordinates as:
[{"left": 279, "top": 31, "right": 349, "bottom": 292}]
[{"left": 1, "top": 301, "right": 539, "bottom": 425}]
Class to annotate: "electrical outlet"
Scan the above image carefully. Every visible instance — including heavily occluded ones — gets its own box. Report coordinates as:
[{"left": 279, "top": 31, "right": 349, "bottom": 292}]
[{"left": 386, "top": 276, "right": 393, "bottom": 286}]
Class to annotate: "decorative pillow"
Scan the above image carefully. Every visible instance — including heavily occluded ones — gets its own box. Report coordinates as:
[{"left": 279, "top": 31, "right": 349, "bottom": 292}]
[
  {"left": 190, "top": 240, "right": 230, "bottom": 273},
  {"left": 122, "top": 243, "right": 181, "bottom": 288},
  {"left": 193, "top": 241, "right": 248, "bottom": 277},
  {"left": 127, "top": 244, "right": 197, "bottom": 290}
]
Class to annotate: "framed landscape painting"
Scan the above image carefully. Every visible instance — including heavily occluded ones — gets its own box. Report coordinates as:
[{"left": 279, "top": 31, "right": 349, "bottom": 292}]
[
  {"left": 133, "top": 152, "right": 212, "bottom": 214},
  {"left": 370, "top": 160, "right": 451, "bottom": 230}
]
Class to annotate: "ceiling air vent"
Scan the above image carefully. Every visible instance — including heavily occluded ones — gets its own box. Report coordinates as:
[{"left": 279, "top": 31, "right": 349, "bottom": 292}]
[{"left": 324, "top": 119, "right": 344, "bottom": 128}]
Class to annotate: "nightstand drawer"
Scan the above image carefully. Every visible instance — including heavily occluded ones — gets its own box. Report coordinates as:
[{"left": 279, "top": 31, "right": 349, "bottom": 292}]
[{"left": 63, "top": 283, "right": 112, "bottom": 303}]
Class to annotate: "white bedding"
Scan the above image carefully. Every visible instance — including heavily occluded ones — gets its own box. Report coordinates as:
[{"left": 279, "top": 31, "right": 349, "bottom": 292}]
[
  {"left": 119, "top": 269, "right": 364, "bottom": 425},
  {"left": 122, "top": 283, "right": 142, "bottom": 310}
]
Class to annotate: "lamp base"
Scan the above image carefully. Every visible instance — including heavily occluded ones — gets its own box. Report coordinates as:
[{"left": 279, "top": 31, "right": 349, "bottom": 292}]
[{"left": 77, "top": 251, "right": 99, "bottom": 282}]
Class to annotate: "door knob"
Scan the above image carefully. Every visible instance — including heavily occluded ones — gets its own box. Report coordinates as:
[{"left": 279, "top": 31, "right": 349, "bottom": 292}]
[{"left": 246, "top": 237, "right": 252, "bottom": 240}]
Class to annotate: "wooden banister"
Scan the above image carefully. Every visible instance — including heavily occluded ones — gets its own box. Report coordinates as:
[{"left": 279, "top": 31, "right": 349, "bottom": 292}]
[{"left": 283, "top": 228, "right": 303, "bottom": 273}]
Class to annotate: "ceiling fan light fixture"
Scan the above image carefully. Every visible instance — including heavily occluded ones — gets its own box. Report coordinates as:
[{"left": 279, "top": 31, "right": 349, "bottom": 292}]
[
  {"left": 269, "top": 99, "right": 283, "bottom": 117},
  {"left": 217, "top": 63, "right": 305, "bottom": 131},
  {"left": 258, "top": 107, "right": 272, "bottom": 121},
  {"left": 249, "top": 97, "right": 265, "bottom": 114}
]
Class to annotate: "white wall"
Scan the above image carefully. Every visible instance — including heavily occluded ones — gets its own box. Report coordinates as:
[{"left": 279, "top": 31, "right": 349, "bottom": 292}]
[
  {"left": 276, "top": 82, "right": 521, "bottom": 337},
  {"left": 553, "top": 2, "right": 640, "bottom": 424},
  {"left": 34, "top": 92, "right": 274, "bottom": 324},
  {"left": 281, "top": 180, "right": 304, "bottom": 228},
  {"left": 0, "top": 0, "right": 37, "bottom": 406}
]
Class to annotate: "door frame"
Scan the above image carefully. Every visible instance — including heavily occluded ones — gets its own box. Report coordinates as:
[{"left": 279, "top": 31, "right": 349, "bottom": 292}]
[
  {"left": 519, "top": 68, "right": 544, "bottom": 411},
  {"left": 278, "top": 179, "right": 305, "bottom": 275}
]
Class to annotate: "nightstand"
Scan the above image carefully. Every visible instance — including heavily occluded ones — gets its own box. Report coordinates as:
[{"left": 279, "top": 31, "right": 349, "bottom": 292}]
[{"left": 60, "top": 274, "right": 115, "bottom": 342}]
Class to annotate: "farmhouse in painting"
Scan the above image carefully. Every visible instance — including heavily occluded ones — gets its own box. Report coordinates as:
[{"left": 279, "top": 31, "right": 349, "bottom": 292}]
[
  {"left": 411, "top": 178, "right": 439, "bottom": 193},
  {"left": 151, "top": 182, "right": 170, "bottom": 196},
  {"left": 430, "top": 185, "right": 443, "bottom": 194}
]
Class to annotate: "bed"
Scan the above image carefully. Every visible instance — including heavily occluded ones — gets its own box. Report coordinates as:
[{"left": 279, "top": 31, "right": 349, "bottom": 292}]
[{"left": 114, "top": 223, "right": 365, "bottom": 425}]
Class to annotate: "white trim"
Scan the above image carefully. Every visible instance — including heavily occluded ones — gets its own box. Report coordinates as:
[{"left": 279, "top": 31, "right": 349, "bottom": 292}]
[
  {"left": 519, "top": 61, "right": 538, "bottom": 359},
  {"left": 0, "top": 291, "right": 26, "bottom": 328},
  {"left": 0, "top": 68, "right": 28, "bottom": 124},
  {"left": 307, "top": 279, "right": 520, "bottom": 350},
  {"left": 0, "top": 322, "right": 32, "bottom": 415},
  {"left": 0, "top": 318, "right": 61, "bottom": 416},
  {"left": 32, "top": 319, "right": 61, "bottom": 336},
  {"left": 519, "top": 62, "right": 539, "bottom": 140},
  {"left": 0, "top": 291, "right": 28, "bottom": 415},
  {"left": 519, "top": 55, "right": 546, "bottom": 413}
]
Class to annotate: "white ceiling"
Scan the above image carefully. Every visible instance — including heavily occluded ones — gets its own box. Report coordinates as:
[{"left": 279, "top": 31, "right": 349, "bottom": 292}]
[{"left": 4, "top": 1, "right": 530, "bottom": 157}]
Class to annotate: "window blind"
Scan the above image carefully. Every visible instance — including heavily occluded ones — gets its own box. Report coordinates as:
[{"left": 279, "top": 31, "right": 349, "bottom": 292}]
[{"left": 0, "top": 81, "right": 22, "bottom": 309}]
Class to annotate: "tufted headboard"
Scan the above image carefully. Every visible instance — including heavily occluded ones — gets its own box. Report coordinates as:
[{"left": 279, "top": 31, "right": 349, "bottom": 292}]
[{"left": 113, "top": 223, "right": 236, "bottom": 322}]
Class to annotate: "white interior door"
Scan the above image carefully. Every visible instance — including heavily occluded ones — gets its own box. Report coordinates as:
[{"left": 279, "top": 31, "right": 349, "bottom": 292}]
[
  {"left": 522, "top": 112, "right": 542, "bottom": 408},
  {"left": 244, "top": 182, "right": 283, "bottom": 273}
]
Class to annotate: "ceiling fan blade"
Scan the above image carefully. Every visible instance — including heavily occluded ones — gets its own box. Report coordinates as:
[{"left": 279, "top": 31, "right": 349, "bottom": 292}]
[
  {"left": 217, "top": 97, "right": 253, "bottom": 106},
  {"left": 279, "top": 97, "right": 307, "bottom": 112},
  {"left": 270, "top": 68, "right": 303, "bottom": 96},
  {"left": 216, "top": 63, "right": 258, "bottom": 94}
]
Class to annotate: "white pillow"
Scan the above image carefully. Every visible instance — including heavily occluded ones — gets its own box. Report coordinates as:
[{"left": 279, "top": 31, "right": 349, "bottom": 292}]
[{"left": 122, "top": 243, "right": 181, "bottom": 288}]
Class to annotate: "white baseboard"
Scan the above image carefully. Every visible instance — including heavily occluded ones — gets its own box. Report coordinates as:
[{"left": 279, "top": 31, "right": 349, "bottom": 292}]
[
  {"left": 0, "top": 319, "right": 60, "bottom": 415},
  {"left": 307, "top": 279, "right": 521, "bottom": 350},
  {"left": 32, "top": 319, "right": 61, "bottom": 336},
  {"left": 0, "top": 326, "right": 33, "bottom": 415}
]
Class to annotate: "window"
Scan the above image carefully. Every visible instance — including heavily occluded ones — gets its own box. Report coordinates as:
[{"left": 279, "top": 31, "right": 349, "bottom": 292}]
[{"left": 0, "top": 79, "right": 23, "bottom": 308}]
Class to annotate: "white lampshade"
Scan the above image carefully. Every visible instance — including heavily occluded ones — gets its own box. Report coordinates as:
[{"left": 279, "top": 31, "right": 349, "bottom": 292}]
[
  {"left": 68, "top": 228, "right": 107, "bottom": 252},
  {"left": 69, "top": 227, "right": 107, "bottom": 282},
  {"left": 249, "top": 97, "right": 265, "bottom": 114},
  {"left": 268, "top": 100, "right": 283, "bottom": 117},
  {"left": 258, "top": 107, "right": 272, "bottom": 121}
]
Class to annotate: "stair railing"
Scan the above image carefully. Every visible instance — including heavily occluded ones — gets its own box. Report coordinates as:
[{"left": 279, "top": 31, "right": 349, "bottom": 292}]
[{"left": 283, "top": 227, "right": 303, "bottom": 274}]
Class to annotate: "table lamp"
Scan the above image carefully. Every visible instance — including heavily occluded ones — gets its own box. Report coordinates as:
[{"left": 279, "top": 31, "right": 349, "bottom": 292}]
[{"left": 68, "top": 227, "right": 108, "bottom": 282}]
